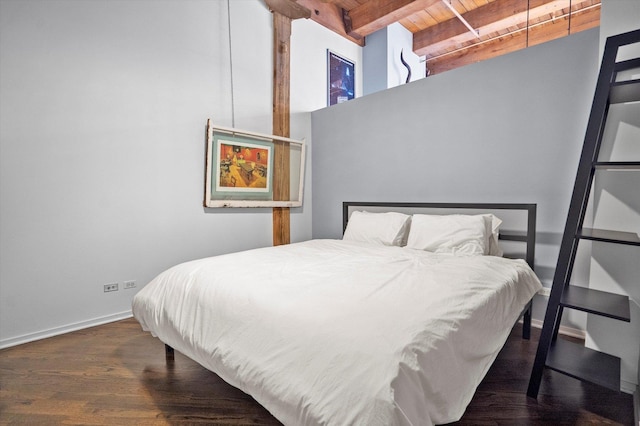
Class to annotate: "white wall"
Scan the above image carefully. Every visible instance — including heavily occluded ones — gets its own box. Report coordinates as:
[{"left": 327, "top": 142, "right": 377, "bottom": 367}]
[
  {"left": 599, "top": 0, "right": 640, "bottom": 54},
  {"left": 363, "top": 28, "right": 388, "bottom": 96},
  {"left": 289, "top": 15, "right": 363, "bottom": 243},
  {"left": 585, "top": 0, "right": 640, "bottom": 394},
  {"left": 363, "top": 23, "right": 424, "bottom": 96},
  {"left": 0, "top": 0, "right": 361, "bottom": 347},
  {"left": 292, "top": 18, "right": 362, "bottom": 113},
  {"left": 386, "top": 23, "right": 425, "bottom": 87}
]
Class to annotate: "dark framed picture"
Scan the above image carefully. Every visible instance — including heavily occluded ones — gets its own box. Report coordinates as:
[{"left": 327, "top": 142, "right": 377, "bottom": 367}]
[{"left": 327, "top": 50, "right": 355, "bottom": 106}]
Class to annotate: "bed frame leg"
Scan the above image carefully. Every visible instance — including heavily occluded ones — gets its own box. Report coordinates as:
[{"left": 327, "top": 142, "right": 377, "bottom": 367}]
[
  {"left": 522, "top": 301, "right": 532, "bottom": 340},
  {"left": 165, "top": 344, "right": 175, "bottom": 362}
]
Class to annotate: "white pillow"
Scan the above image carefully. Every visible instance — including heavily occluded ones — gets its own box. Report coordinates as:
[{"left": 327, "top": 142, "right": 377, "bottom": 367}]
[
  {"left": 406, "top": 214, "right": 488, "bottom": 255},
  {"left": 479, "top": 214, "right": 503, "bottom": 256},
  {"left": 343, "top": 211, "right": 411, "bottom": 246}
]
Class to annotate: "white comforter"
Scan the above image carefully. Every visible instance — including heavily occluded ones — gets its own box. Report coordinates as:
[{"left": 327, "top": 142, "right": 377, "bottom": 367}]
[{"left": 132, "top": 239, "right": 542, "bottom": 426}]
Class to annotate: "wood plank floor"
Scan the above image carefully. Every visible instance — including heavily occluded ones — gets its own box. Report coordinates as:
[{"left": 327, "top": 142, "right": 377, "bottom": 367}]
[{"left": 0, "top": 318, "right": 634, "bottom": 425}]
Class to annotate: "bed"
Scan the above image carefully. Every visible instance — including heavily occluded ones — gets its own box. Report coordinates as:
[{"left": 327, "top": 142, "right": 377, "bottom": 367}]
[{"left": 132, "top": 202, "right": 542, "bottom": 426}]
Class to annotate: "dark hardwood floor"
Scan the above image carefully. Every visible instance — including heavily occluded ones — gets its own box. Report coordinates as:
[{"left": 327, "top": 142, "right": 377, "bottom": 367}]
[{"left": 0, "top": 318, "right": 634, "bottom": 425}]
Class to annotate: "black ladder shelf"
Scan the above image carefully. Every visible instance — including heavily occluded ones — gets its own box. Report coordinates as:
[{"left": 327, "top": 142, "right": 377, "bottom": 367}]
[{"left": 527, "top": 28, "right": 640, "bottom": 398}]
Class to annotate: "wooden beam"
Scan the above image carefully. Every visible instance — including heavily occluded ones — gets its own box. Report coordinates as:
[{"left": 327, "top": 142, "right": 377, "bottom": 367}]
[
  {"left": 347, "top": 0, "right": 441, "bottom": 38},
  {"left": 299, "top": 0, "right": 440, "bottom": 42},
  {"left": 563, "top": 3, "right": 601, "bottom": 34},
  {"left": 265, "top": 0, "right": 310, "bottom": 246},
  {"left": 426, "top": 32, "right": 525, "bottom": 75},
  {"left": 414, "top": 0, "right": 595, "bottom": 57},
  {"left": 425, "top": 5, "right": 600, "bottom": 74},
  {"left": 527, "top": 4, "right": 601, "bottom": 45},
  {"left": 265, "top": 0, "right": 311, "bottom": 19},
  {"left": 296, "top": 0, "right": 365, "bottom": 45},
  {"left": 272, "top": 12, "right": 292, "bottom": 246}
]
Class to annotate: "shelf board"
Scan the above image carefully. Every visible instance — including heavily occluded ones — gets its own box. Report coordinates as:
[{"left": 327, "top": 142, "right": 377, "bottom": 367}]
[
  {"left": 614, "top": 57, "right": 640, "bottom": 73},
  {"left": 594, "top": 161, "right": 640, "bottom": 170},
  {"left": 546, "top": 338, "right": 621, "bottom": 392},
  {"left": 561, "top": 285, "right": 630, "bottom": 322},
  {"left": 610, "top": 79, "right": 640, "bottom": 104},
  {"left": 578, "top": 228, "right": 640, "bottom": 246}
]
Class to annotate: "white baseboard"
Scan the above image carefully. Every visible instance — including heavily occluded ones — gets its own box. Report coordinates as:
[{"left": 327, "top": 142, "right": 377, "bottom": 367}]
[
  {"left": 634, "top": 385, "right": 639, "bottom": 426},
  {"left": 0, "top": 310, "right": 133, "bottom": 350},
  {"left": 620, "top": 380, "right": 638, "bottom": 395}
]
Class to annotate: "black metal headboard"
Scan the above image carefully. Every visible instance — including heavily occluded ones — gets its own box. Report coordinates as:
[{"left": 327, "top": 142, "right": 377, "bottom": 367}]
[{"left": 342, "top": 202, "right": 536, "bottom": 269}]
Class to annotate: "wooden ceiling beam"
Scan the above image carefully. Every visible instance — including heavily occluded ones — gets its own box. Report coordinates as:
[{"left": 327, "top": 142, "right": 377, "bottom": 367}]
[
  {"left": 347, "top": 0, "right": 441, "bottom": 38},
  {"left": 425, "top": 4, "right": 600, "bottom": 74},
  {"left": 526, "top": 4, "right": 601, "bottom": 46},
  {"left": 414, "top": 0, "right": 594, "bottom": 57},
  {"left": 298, "top": 0, "right": 442, "bottom": 44},
  {"left": 265, "top": 0, "right": 311, "bottom": 19},
  {"left": 296, "top": 0, "right": 365, "bottom": 45}
]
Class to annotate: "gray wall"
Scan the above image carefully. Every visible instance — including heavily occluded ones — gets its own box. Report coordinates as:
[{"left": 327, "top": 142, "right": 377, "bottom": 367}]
[
  {"left": 312, "top": 28, "right": 600, "bottom": 297},
  {"left": 363, "top": 28, "right": 388, "bottom": 96},
  {"left": 0, "top": 0, "right": 279, "bottom": 345},
  {"left": 0, "top": 0, "right": 363, "bottom": 348}
]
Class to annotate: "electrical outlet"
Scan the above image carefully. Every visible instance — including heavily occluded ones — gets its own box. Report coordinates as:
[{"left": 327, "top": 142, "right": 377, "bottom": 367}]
[
  {"left": 124, "top": 280, "right": 136, "bottom": 289},
  {"left": 104, "top": 283, "right": 119, "bottom": 292}
]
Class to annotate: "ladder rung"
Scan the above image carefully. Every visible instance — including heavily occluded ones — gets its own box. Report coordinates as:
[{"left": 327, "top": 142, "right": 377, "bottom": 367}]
[
  {"left": 594, "top": 161, "right": 640, "bottom": 170},
  {"left": 546, "top": 339, "right": 621, "bottom": 392},
  {"left": 561, "top": 285, "right": 630, "bottom": 321},
  {"left": 609, "top": 79, "right": 640, "bottom": 103},
  {"left": 614, "top": 57, "right": 640, "bottom": 72},
  {"left": 578, "top": 228, "right": 640, "bottom": 246}
]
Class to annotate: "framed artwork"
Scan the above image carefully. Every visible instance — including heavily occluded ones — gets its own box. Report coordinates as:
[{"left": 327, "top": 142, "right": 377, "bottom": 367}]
[
  {"left": 212, "top": 135, "right": 274, "bottom": 201},
  {"left": 205, "top": 120, "right": 306, "bottom": 208},
  {"left": 327, "top": 50, "right": 355, "bottom": 106}
]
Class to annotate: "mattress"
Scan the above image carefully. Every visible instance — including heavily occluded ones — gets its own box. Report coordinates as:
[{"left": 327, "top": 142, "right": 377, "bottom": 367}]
[{"left": 132, "top": 239, "right": 542, "bottom": 425}]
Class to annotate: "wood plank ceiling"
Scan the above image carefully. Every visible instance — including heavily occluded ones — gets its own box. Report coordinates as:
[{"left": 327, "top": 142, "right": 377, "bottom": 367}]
[{"left": 294, "top": 0, "right": 601, "bottom": 75}]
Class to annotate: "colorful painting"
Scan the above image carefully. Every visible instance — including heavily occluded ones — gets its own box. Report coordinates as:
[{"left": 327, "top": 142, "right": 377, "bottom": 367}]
[
  {"left": 216, "top": 141, "right": 271, "bottom": 192},
  {"left": 207, "top": 133, "right": 274, "bottom": 201}
]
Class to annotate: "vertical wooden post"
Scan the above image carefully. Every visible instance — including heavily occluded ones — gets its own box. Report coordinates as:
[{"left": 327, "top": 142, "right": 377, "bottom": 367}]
[
  {"left": 272, "top": 12, "right": 292, "bottom": 246},
  {"left": 266, "top": 0, "right": 309, "bottom": 246}
]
